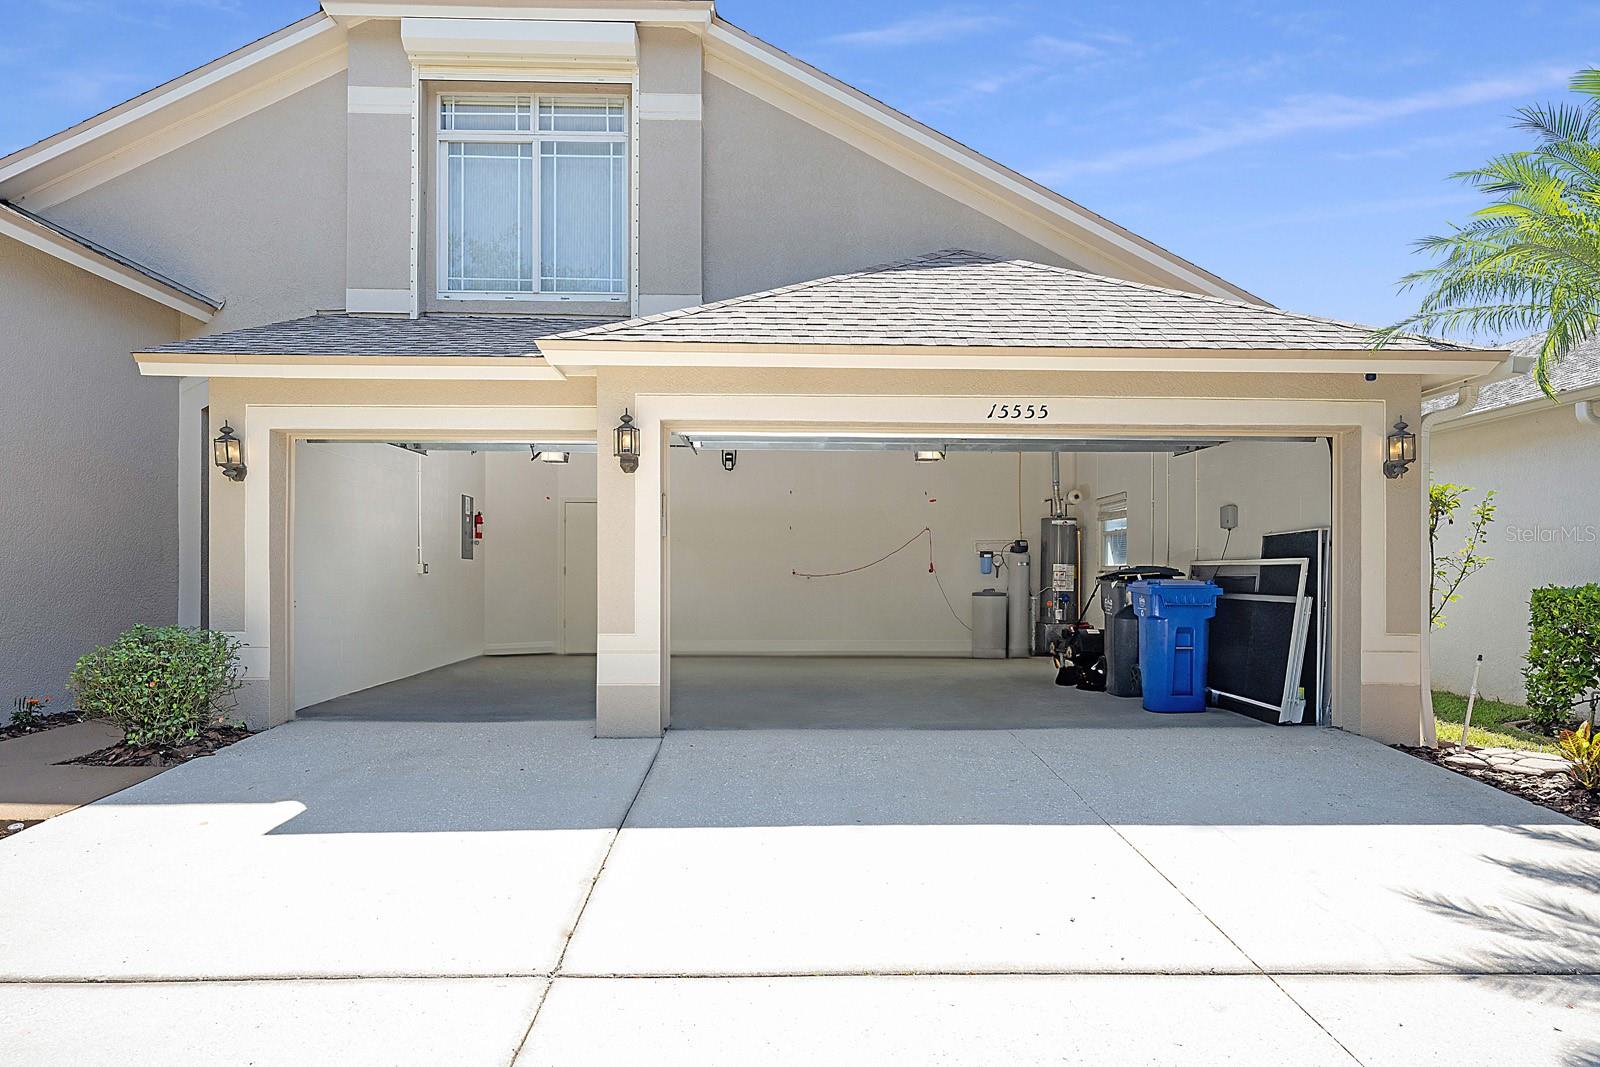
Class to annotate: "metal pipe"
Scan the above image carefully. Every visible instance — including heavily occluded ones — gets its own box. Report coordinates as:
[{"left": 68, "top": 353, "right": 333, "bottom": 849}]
[{"left": 1050, "top": 452, "right": 1064, "bottom": 518}]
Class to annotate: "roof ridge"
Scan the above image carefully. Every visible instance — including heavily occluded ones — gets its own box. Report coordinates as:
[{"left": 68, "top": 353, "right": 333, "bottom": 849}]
[{"left": 550, "top": 250, "right": 984, "bottom": 340}]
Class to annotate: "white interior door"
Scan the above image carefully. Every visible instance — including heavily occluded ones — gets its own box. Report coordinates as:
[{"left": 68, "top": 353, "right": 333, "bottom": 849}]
[{"left": 561, "top": 501, "right": 598, "bottom": 654}]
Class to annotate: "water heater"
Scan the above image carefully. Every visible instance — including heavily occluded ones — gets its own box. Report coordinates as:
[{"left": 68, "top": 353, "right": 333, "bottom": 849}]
[{"left": 1034, "top": 517, "right": 1080, "bottom": 655}]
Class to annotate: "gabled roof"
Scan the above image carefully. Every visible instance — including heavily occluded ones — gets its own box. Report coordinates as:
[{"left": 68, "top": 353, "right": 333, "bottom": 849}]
[
  {"left": 1424, "top": 334, "right": 1600, "bottom": 419},
  {"left": 0, "top": 199, "right": 219, "bottom": 319},
  {"left": 550, "top": 250, "right": 1478, "bottom": 353},
  {"left": 140, "top": 312, "right": 616, "bottom": 359}
]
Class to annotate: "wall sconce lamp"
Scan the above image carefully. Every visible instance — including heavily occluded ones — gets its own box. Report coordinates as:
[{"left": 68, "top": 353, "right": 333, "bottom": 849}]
[
  {"left": 613, "top": 410, "right": 641, "bottom": 474},
  {"left": 1383, "top": 416, "right": 1416, "bottom": 479},
  {"left": 213, "top": 422, "right": 247, "bottom": 482}
]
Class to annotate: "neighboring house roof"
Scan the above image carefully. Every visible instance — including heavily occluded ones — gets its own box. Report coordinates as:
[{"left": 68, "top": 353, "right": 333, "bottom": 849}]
[
  {"left": 139, "top": 313, "right": 617, "bottom": 359},
  {"left": 550, "top": 250, "right": 1478, "bottom": 352},
  {"left": 0, "top": 199, "right": 220, "bottom": 319},
  {"left": 1424, "top": 334, "right": 1600, "bottom": 418}
]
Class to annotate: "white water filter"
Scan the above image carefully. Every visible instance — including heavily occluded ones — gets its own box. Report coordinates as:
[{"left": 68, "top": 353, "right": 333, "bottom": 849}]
[{"left": 1005, "top": 542, "right": 1031, "bottom": 658}]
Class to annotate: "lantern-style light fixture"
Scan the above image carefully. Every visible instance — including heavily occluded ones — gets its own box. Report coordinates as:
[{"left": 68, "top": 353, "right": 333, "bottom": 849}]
[
  {"left": 1383, "top": 416, "right": 1417, "bottom": 479},
  {"left": 213, "top": 422, "right": 247, "bottom": 482},
  {"left": 613, "top": 410, "right": 641, "bottom": 474}
]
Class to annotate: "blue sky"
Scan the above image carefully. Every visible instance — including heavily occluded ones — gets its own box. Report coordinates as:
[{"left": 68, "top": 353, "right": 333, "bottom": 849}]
[{"left": 2, "top": 1, "right": 1594, "bottom": 334}]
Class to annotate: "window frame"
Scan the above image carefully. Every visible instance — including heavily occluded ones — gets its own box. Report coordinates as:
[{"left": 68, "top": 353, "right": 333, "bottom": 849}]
[
  {"left": 1097, "top": 493, "right": 1130, "bottom": 569},
  {"left": 434, "top": 92, "right": 630, "bottom": 304}
]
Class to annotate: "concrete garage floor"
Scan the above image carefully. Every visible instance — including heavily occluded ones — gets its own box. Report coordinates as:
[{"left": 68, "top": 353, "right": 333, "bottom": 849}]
[{"left": 1, "top": 656, "right": 1597, "bottom": 1066}]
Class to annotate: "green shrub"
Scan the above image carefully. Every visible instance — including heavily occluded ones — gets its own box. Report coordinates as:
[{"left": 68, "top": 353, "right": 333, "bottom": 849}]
[
  {"left": 1559, "top": 723, "right": 1600, "bottom": 792},
  {"left": 69, "top": 626, "right": 243, "bottom": 746},
  {"left": 1524, "top": 584, "right": 1600, "bottom": 734}
]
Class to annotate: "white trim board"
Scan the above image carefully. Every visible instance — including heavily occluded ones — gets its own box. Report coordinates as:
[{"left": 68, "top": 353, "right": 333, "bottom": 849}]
[
  {"left": 0, "top": 203, "right": 218, "bottom": 319},
  {"left": 484, "top": 642, "right": 557, "bottom": 655}
]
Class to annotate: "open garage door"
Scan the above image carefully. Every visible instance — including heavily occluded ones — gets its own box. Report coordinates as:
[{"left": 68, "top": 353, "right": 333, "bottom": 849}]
[
  {"left": 663, "top": 432, "right": 1334, "bottom": 730},
  {"left": 288, "top": 438, "right": 599, "bottom": 722}
]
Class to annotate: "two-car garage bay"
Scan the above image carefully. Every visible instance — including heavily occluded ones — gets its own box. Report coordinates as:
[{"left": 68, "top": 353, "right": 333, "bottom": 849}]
[{"left": 290, "top": 432, "right": 1335, "bottom": 732}]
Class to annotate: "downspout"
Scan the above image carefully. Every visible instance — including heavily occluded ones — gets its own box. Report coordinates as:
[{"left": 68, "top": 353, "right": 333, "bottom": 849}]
[{"left": 1415, "top": 381, "right": 1483, "bottom": 748}]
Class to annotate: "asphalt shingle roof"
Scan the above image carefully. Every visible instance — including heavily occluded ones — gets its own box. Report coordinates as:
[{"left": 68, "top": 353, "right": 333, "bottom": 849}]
[
  {"left": 1423, "top": 334, "right": 1600, "bottom": 417},
  {"left": 144, "top": 313, "right": 620, "bottom": 358},
  {"left": 551, "top": 250, "right": 1476, "bottom": 352}
]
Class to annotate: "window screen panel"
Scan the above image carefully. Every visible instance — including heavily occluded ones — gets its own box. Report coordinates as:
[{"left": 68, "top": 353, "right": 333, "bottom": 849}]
[
  {"left": 445, "top": 142, "right": 535, "bottom": 292},
  {"left": 440, "top": 96, "right": 533, "bottom": 132},
  {"left": 540, "top": 141, "right": 627, "bottom": 293},
  {"left": 538, "top": 99, "right": 626, "bottom": 134}
]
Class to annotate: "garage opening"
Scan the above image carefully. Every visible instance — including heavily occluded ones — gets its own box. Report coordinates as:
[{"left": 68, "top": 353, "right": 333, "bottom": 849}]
[
  {"left": 289, "top": 438, "right": 598, "bottom": 722},
  {"left": 665, "top": 433, "right": 1334, "bottom": 731}
]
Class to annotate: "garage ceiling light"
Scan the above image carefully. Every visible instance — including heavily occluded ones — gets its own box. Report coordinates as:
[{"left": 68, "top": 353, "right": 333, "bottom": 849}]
[
  {"left": 532, "top": 447, "right": 570, "bottom": 464},
  {"left": 914, "top": 450, "right": 946, "bottom": 462}
]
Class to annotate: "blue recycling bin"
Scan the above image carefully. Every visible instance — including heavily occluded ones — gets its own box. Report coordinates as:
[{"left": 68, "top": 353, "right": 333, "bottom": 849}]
[{"left": 1129, "top": 579, "right": 1223, "bottom": 713}]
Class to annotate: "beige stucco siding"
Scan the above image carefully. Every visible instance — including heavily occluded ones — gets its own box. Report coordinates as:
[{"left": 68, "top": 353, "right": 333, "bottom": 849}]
[
  {"left": 0, "top": 237, "right": 181, "bottom": 705},
  {"left": 701, "top": 73, "right": 1076, "bottom": 302},
  {"left": 44, "top": 72, "right": 348, "bottom": 336},
  {"left": 1430, "top": 403, "right": 1600, "bottom": 703}
]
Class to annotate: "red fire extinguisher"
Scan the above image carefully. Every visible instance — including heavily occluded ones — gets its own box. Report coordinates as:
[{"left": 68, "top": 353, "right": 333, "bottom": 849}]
[{"left": 473, "top": 510, "right": 485, "bottom": 543}]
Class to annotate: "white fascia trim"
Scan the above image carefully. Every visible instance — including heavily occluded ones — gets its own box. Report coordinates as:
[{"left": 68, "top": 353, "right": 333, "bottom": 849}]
[
  {"left": 0, "top": 209, "right": 217, "bottom": 320},
  {"left": 135, "top": 354, "right": 568, "bottom": 381},
  {"left": 637, "top": 92, "right": 702, "bottom": 121},
  {"left": 703, "top": 21, "right": 1254, "bottom": 303},
  {"left": 539, "top": 346, "right": 1505, "bottom": 380},
  {"left": 348, "top": 84, "right": 414, "bottom": 114},
  {"left": 346, "top": 287, "right": 413, "bottom": 314},
  {"left": 1, "top": 18, "right": 346, "bottom": 207},
  {"left": 326, "top": 3, "right": 712, "bottom": 28}
]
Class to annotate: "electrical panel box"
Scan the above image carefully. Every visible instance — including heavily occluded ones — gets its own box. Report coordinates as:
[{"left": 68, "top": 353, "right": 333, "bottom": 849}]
[
  {"left": 461, "top": 495, "right": 475, "bottom": 560},
  {"left": 1220, "top": 503, "right": 1239, "bottom": 531}
]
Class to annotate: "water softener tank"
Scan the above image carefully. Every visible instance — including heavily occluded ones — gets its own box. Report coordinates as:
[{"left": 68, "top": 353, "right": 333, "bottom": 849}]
[
  {"left": 970, "top": 590, "right": 1007, "bottom": 659},
  {"left": 1005, "top": 541, "right": 1031, "bottom": 658}
]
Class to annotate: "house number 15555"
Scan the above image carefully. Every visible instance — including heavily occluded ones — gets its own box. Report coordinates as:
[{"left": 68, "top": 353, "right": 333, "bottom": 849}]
[{"left": 986, "top": 403, "right": 1049, "bottom": 420}]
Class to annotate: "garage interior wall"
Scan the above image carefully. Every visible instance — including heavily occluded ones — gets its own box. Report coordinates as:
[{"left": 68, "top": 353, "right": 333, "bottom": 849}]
[
  {"left": 292, "top": 443, "right": 487, "bottom": 710},
  {"left": 669, "top": 450, "right": 1063, "bottom": 655},
  {"left": 1076, "top": 441, "right": 1333, "bottom": 625}
]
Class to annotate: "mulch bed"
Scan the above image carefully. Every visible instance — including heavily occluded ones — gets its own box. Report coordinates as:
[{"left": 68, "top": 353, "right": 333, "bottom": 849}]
[
  {"left": 0, "top": 712, "right": 82, "bottom": 743},
  {"left": 63, "top": 724, "right": 253, "bottom": 768},
  {"left": 1399, "top": 744, "right": 1600, "bottom": 829}
]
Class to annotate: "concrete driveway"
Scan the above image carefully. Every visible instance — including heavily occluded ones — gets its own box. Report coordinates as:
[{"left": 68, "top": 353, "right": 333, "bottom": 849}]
[{"left": 2, "top": 690, "right": 1597, "bottom": 1065}]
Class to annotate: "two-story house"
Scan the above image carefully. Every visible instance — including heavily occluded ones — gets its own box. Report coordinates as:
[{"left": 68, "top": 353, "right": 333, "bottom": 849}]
[{"left": 0, "top": 0, "right": 1505, "bottom": 744}]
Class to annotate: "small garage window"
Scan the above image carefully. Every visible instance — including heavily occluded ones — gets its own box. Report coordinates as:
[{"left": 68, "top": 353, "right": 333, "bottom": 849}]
[{"left": 1098, "top": 493, "right": 1129, "bottom": 568}]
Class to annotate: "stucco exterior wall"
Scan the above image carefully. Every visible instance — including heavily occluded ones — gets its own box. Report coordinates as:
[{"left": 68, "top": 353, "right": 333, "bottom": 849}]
[
  {"left": 0, "top": 238, "right": 181, "bottom": 712},
  {"left": 701, "top": 73, "right": 1076, "bottom": 302},
  {"left": 44, "top": 72, "right": 348, "bottom": 336},
  {"left": 1429, "top": 403, "right": 1600, "bottom": 703}
]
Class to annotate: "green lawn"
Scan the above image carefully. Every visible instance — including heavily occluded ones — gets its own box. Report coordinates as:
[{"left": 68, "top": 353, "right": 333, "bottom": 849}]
[{"left": 1432, "top": 690, "right": 1557, "bottom": 753}]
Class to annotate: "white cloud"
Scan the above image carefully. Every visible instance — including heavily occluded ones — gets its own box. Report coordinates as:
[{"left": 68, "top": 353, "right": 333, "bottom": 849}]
[
  {"left": 1036, "top": 65, "right": 1573, "bottom": 180},
  {"left": 828, "top": 10, "right": 1009, "bottom": 48},
  {"left": 1026, "top": 34, "right": 1101, "bottom": 60}
]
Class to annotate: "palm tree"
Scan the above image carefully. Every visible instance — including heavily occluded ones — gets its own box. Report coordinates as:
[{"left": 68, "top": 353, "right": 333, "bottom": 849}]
[{"left": 1375, "top": 69, "right": 1600, "bottom": 397}]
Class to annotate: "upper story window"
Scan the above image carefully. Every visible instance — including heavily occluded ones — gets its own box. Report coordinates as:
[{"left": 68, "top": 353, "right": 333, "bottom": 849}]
[{"left": 437, "top": 94, "right": 628, "bottom": 300}]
